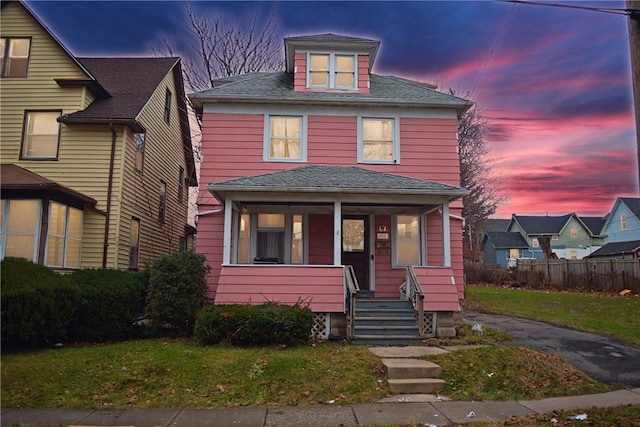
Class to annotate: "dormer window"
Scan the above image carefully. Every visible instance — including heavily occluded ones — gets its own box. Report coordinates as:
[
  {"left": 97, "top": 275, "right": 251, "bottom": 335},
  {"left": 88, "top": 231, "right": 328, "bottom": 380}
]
[{"left": 307, "top": 53, "right": 356, "bottom": 90}]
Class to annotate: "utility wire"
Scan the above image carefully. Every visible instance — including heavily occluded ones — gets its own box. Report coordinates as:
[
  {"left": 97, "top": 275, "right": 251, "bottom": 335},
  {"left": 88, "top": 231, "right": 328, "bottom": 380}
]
[{"left": 497, "top": 0, "right": 637, "bottom": 16}]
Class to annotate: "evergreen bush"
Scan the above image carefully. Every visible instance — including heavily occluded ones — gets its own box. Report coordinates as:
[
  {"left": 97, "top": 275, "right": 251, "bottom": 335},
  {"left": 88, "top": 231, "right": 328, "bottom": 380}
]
[{"left": 145, "top": 251, "right": 209, "bottom": 336}]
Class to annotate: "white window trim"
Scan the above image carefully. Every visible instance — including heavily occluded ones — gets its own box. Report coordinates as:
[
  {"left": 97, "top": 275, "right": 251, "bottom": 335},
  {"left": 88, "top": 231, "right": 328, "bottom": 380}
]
[
  {"left": 391, "top": 214, "right": 424, "bottom": 267},
  {"left": 357, "top": 116, "right": 400, "bottom": 164},
  {"left": 237, "top": 213, "right": 308, "bottom": 264},
  {"left": 306, "top": 52, "right": 358, "bottom": 90},
  {"left": 263, "top": 114, "right": 308, "bottom": 162}
]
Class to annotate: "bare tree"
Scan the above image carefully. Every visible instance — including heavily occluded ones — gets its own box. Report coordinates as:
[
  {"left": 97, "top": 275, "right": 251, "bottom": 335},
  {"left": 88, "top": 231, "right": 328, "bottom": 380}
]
[{"left": 453, "top": 91, "right": 505, "bottom": 260}]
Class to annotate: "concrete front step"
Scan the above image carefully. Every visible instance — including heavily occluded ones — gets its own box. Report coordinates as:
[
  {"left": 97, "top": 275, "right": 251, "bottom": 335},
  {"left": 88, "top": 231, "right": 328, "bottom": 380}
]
[
  {"left": 382, "top": 358, "right": 442, "bottom": 379},
  {"left": 387, "top": 378, "right": 446, "bottom": 394}
]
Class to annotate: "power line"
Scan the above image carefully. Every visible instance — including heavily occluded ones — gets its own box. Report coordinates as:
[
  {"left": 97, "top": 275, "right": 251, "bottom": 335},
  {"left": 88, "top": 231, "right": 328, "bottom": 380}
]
[{"left": 497, "top": 0, "right": 637, "bottom": 16}]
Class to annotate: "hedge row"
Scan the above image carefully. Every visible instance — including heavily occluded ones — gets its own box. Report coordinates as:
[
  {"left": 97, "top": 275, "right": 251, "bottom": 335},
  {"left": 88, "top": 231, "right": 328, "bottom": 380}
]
[{"left": 195, "top": 302, "right": 314, "bottom": 346}]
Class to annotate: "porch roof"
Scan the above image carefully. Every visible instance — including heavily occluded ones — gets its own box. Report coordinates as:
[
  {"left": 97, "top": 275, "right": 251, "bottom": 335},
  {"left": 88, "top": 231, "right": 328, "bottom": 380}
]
[{"left": 208, "top": 165, "right": 468, "bottom": 202}]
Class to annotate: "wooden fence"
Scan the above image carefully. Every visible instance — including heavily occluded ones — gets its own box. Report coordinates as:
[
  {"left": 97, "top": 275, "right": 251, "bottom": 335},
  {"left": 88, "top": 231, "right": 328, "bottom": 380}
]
[{"left": 516, "top": 259, "right": 640, "bottom": 293}]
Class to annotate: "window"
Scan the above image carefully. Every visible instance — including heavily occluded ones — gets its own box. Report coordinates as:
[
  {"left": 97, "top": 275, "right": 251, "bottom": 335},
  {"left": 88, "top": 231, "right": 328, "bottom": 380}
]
[
  {"left": 570, "top": 250, "right": 577, "bottom": 260},
  {"left": 178, "top": 167, "right": 185, "bottom": 202},
  {"left": 21, "top": 111, "right": 61, "bottom": 159},
  {"left": 129, "top": 217, "right": 140, "bottom": 270},
  {"left": 236, "top": 213, "right": 306, "bottom": 264},
  {"left": 358, "top": 117, "right": 398, "bottom": 163},
  {"left": 135, "top": 132, "right": 145, "bottom": 171},
  {"left": 1, "top": 199, "right": 40, "bottom": 262},
  {"left": 552, "top": 234, "right": 559, "bottom": 240},
  {"left": 621, "top": 214, "right": 627, "bottom": 230},
  {"left": 45, "top": 202, "right": 82, "bottom": 268},
  {"left": 307, "top": 53, "right": 356, "bottom": 89},
  {"left": 570, "top": 228, "right": 577, "bottom": 239},
  {"left": 265, "top": 115, "right": 306, "bottom": 161},
  {"left": 1, "top": 37, "right": 30, "bottom": 77},
  {"left": 164, "top": 89, "right": 171, "bottom": 123},
  {"left": 342, "top": 219, "right": 365, "bottom": 252},
  {"left": 159, "top": 181, "right": 166, "bottom": 223},
  {"left": 394, "top": 215, "right": 421, "bottom": 266},
  {"left": 532, "top": 238, "right": 539, "bottom": 247},
  {"left": 509, "top": 249, "right": 520, "bottom": 259}
]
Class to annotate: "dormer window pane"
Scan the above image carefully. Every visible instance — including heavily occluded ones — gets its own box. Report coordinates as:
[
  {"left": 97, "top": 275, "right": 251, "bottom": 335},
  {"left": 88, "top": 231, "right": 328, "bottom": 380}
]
[
  {"left": 309, "top": 54, "right": 329, "bottom": 87},
  {"left": 335, "top": 55, "right": 355, "bottom": 88}
]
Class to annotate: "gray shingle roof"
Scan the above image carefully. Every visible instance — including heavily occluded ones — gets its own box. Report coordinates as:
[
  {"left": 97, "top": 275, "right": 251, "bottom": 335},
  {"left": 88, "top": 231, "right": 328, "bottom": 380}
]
[
  {"left": 580, "top": 216, "right": 606, "bottom": 235},
  {"left": 208, "top": 165, "right": 467, "bottom": 197},
  {"left": 284, "top": 33, "right": 378, "bottom": 44},
  {"left": 485, "top": 232, "right": 529, "bottom": 249},
  {"left": 190, "top": 72, "right": 470, "bottom": 113},
  {"left": 511, "top": 214, "right": 573, "bottom": 235},
  {"left": 620, "top": 197, "right": 640, "bottom": 218},
  {"left": 588, "top": 240, "right": 640, "bottom": 258}
]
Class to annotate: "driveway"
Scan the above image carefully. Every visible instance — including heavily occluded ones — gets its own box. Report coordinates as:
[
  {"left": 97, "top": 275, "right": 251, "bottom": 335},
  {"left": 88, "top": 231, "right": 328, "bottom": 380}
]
[{"left": 463, "top": 311, "right": 640, "bottom": 387}]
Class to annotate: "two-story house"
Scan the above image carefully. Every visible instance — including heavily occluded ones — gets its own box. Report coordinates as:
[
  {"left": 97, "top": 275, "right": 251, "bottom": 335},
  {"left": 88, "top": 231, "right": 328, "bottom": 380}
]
[
  {"left": 190, "top": 33, "right": 470, "bottom": 342},
  {"left": 507, "top": 213, "right": 604, "bottom": 259},
  {"left": 0, "top": 1, "right": 197, "bottom": 270},
  {"left": 588, "top": 197, "right": 640, "bottom": 259}
]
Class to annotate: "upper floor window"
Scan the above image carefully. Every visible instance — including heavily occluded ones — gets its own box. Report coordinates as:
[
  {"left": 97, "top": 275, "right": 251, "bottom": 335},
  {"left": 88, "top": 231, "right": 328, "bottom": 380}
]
[
  {"left": 570, "top": 228, "right": 577, "bottom": 239},
  {"left": 21, "top": 111, "right": 61, "bottom": 160},
  {"left": 532, "top": 238, "right": 539, "bottom": 247},
  {"left": 358, "top": 117, "right": 399, "bottom": 163},
  {"left": 307, "top": 53, "right": 356, "bottom": 89},
  {"left": 1, "top": 37, "right": 30, "bottom": 77},
  {"left": 135, "top": 132, "right": 145, "bottom": 171},
  {"left": 159, "top": 180, "right": 167, "bottom": 223},
  {"left": 264, "top": 115, "right": 307, "bottom": 162},
  {"left": 178, "top": 166, "right": 185, "bottom": 202},
  {"left": 164, "top": 89, "right": 171, "bottom": 123},
  {"left": 621, "top": 214, "right": 627, "bottom": 230}
]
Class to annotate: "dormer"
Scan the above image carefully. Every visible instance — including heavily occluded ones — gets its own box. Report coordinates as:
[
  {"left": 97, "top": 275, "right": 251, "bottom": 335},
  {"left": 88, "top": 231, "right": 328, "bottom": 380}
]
[{"left": 284, "top": 33, "right": 380, "bottom": 94}]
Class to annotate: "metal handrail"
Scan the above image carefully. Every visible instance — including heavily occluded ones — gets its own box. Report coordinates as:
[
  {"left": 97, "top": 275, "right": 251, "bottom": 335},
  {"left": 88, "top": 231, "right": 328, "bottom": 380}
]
[
  {"left": 405, "top": 266, "right": 425, "bottom": 337},
  {"left": 344, "top": 265, "right": 359, "bottom": 341}
]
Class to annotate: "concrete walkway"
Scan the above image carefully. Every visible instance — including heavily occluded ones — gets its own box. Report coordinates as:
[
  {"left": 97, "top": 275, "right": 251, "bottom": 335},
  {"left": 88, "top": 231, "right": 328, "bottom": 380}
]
[{"left": 2, "top": 389, "right": 640, "bottom": 426}]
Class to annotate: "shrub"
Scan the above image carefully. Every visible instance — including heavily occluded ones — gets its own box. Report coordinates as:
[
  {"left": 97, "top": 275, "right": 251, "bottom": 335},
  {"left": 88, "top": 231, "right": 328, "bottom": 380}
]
[
  {"left": 1, "top": 258, "right": 80, "bottom": 348},
  {"left": 145, "top": 251, "right": 209, "bottom": 336},
  {"left": 195, "top": 302, "right": 314, "bottom": 346},
  {"left": 67, "top": 269, "right": 146, "bottom": 342}
]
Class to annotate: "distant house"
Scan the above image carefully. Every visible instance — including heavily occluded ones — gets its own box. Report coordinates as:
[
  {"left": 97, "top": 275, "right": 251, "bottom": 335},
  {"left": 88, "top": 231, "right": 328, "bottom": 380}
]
[
  {"left": 190, "top": 33, "right": 471, "bottom": 340},
  {"left": 507, "top": 213, "right": 603, "bottom": 259},
  {"left": 601, "top": 197, "right": 640, "bottom": 244},
  {"left": 482, "top": 231, "right": 529, "bottom": 267},
  {"left": 0, "top": 1, "right": 197, "bottom": 270},
  {"left": 587, "top": 240, "right": 640, "bottom": 260}
]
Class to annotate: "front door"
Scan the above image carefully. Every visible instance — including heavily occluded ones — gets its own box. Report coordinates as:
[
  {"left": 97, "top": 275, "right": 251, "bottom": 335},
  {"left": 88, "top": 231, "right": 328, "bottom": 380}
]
[{"left": 342, "top": 216, "right": 370, "bottom": 290}]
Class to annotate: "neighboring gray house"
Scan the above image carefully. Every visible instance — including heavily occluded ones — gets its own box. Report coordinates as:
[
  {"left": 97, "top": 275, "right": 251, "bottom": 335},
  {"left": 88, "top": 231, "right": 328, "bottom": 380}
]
[
  {"left": 601, "top": 197, "right": 640, "bottom": 244},
  {"left": 507, "top": 213, "right": 602, "bottom": 259},
  {"left": 482, "top": 231, "right": 529, "bottom": 267}
]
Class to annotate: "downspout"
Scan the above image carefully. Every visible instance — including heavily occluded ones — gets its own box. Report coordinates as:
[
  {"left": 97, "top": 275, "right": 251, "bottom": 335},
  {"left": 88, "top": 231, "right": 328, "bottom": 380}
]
[{"left": 102, "top": 123, "right": 117, "bottom": 268}]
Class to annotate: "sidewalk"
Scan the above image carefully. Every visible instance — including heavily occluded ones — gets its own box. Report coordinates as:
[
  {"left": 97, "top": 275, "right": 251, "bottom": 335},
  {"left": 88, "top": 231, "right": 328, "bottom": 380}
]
[{"left": 2, "top": 389, "right": 639, "bottom": 427}]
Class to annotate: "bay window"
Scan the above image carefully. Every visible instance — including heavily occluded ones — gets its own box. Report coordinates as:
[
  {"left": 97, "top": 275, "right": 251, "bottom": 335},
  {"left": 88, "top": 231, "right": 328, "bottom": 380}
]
[
  {"left": 1, "top": 199, "right": 40, "bottom": 262},
  {"left": 46, "top": 202, "right": 82, "bottom": 268}
]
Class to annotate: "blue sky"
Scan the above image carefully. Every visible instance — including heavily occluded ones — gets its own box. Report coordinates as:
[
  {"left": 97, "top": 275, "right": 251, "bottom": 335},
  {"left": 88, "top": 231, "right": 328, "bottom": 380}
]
[{"left": 26, "top": 0, "right": 638, "bottom": 217}]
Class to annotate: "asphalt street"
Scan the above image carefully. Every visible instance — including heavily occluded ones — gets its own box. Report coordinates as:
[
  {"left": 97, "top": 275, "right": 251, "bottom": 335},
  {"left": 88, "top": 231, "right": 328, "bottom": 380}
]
[{"left": 464, "top": 311, "right": 640, "bottom": 387}]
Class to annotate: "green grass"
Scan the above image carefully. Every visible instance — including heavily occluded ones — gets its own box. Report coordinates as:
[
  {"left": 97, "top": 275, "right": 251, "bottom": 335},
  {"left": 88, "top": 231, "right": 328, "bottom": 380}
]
[
  {"left": 464, "top": 285, "right": 640, "bottom": 345},
  {"left": 1, "top": 340, "right": 387, "bottom": 408}
]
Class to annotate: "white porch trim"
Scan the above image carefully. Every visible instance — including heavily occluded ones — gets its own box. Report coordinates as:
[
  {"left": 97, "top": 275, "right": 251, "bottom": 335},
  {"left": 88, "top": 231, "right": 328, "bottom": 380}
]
[{"left": 333, "top": 201, "right": 342, "bottom": 266}]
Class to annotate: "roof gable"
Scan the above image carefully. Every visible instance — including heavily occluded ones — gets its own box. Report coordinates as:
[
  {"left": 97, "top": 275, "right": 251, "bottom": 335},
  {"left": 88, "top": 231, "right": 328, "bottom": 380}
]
[{"left": 509, "top": 214, "right": 574, "bottom": 235}]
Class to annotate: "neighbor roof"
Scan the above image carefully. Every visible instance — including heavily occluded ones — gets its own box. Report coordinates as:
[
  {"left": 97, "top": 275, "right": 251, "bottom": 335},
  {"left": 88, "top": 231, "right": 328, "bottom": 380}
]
[
  {"left": 580, "top": 216, "right": 606, "bottom": 236},
  {"left": 484, "top": 232, "right": 529, "bottom": 249},
  {"left": 60, "top": 57, "right": 179, "bottom": 129},
  {"left": 1, "top": 164, "right": 96, "bottom": 205},
  {"left": 510, "top": 214, "right": 573, "bottom": 235},
  {"left": 619, "top": 197, "right": 640, "bottom": 218},
  {"left": 190, "top": 72, "right": 470, "bottom": 114},
  {"left": 208, "top": 165, "right": 467, "bottom": 199},
  {"left": 587, "top": 240, "right": 640, "bottom": 258}
]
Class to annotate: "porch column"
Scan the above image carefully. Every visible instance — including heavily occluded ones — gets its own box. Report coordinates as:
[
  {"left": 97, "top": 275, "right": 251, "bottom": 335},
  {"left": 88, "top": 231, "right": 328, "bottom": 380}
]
[
  {"left": 442, "top": 203, "right": 451, "bottom": 267},
  {"left": 333, "top": 201, "right": 342, "bottom": 266},
  {"left": 223, "top": 197, "right": 233, "bottom": 265}
]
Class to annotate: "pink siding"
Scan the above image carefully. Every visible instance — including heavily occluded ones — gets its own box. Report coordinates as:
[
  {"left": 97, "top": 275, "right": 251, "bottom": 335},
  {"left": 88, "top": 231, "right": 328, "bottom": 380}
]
[
  {"left": 426, "top": 211, "right": 444, "bottom": 266},
  {"left": 294, "top": 53, "right": 306, "bottom": 91},
  {"left": 215, "top": 265, "right": 345, "bottom": 312},
  {"left": 308, "top": 116, "right": 357, "bottom": 165},
  {"left": 413, "top": 267, "right": 461, "bottom": 312}
]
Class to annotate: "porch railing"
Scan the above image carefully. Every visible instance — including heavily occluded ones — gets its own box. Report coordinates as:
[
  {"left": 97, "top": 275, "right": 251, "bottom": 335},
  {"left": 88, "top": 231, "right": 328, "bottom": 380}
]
[
  {"left": 344, "top": 265, "right": 360, "bottom": 341},
  {"left": 405, "top": 266, "right": 425, "bottom": 337}
]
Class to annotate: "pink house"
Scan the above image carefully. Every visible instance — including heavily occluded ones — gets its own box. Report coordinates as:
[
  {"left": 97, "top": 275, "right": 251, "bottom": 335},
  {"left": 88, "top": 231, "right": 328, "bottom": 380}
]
[{"left": 190, "top": 34, "right": 470, "bottom": 344}]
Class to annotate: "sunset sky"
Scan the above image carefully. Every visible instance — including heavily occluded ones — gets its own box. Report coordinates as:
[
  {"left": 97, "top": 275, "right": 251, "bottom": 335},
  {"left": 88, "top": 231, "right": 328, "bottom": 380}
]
[{"left": 26, "top": 0, "right": 639, "bottom": 218}]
